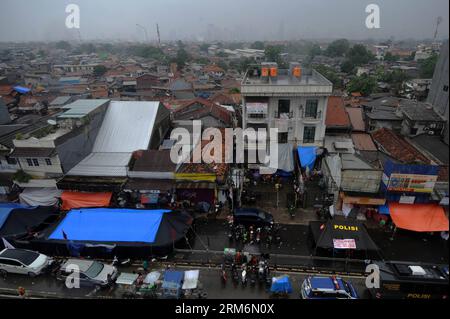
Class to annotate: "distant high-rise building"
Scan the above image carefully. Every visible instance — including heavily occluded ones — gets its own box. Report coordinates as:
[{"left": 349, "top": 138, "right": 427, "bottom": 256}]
[{"left": 428, "top": 41, "right": 449, "bottom": 145}]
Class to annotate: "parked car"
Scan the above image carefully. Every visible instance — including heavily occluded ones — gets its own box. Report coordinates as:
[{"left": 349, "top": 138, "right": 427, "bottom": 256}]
[
  {"left": 301, "top": 276, "right": 359, "bottom": 299},
  {"left": 57, "top": 259, "right": 118, "bottom": 289},
  {"left": 0, "top": 248, "right": 53, "bottom": 277},
  {"left": 233, "top": 208, "right": 274, "bottom": 227}
]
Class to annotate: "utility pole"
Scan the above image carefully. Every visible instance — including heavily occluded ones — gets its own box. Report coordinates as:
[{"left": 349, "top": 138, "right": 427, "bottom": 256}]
[{"left": 136, "top": 24, "right": 149, "bottom": 43}]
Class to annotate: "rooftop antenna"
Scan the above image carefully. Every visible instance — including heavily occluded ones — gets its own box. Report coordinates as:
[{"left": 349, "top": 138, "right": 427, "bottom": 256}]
[
  {"left": 156, "top": 23, "right": 161, "bottom": 47},
  {"left": 433, "top": 16, "right": 443, "bottom": 42}
]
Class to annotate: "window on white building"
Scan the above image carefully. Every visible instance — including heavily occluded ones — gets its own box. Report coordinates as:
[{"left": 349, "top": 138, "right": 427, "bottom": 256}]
[
  {"left": 305, "top": 100, "right": 318, "bottom": 118},
  {"left": 303, "top": 126, "right": 316, "bottom": 143}
]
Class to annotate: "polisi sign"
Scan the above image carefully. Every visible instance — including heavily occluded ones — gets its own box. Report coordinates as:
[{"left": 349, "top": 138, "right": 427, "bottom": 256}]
[{"left": 334, "top": 225, "right": 359, "bottom": 231}]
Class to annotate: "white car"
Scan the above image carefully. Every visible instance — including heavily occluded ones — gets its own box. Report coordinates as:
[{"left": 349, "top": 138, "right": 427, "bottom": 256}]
[
  {"left": 0, "top": 248, "right": 53, "bottom": 277},
  {"left": 57, "top": 259, "right": 118, "bottom": 289}
]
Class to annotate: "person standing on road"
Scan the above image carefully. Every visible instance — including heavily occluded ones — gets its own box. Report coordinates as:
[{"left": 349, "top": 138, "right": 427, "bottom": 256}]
[{"left": 18, "top": 286, "right": 26, "bottom": 299}]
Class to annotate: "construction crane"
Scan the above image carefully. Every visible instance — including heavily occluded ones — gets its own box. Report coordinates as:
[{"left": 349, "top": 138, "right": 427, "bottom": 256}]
[
  {"left": 136, "top": 24, "right": 149, "bottom": 43},
  {"left": 433, "top": 16, "right": 443, "bottom": 42},
  {"left": 156, "top": 23, "right": 161, "bottom": 47}
]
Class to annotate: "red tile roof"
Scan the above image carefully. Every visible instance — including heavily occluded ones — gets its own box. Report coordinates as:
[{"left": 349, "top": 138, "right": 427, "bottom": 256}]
[
  {"left": 0, "top": 85, "right": 13, "bottom": 96},
  {"left": 174, "top": 97, "right": 232, "bottom": 125},
  {"left": 326, "top": 96, "right": 351, "bottom": 128},
  {"left": 372, "top": 128, "right": 430, "bottom": 164},
  {"left": 210, "top": 92, "right": 237, "bottom": 105}
]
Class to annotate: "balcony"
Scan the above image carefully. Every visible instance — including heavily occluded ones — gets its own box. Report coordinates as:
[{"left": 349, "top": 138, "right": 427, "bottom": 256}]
[
  {"left": 274, "top": 111, "right": 293, "bottom": 119},
  {"left": 246, "top": 113, "right": 268, "bottom": 123}
]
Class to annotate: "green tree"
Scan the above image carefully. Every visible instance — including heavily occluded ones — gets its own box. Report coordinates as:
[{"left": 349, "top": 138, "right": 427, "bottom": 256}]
[
  {"left": 340, "top": 60, "right": 356, "bottom": 74},
  {"left": 341, "top": 44, "right": 374, "bottom": 74},
  {"left": 384, "top": 52, "right": 399, "bottom": 62},
  {"left": 174, "top": 48, "right": 190, "bottom": 68},
  {"left": 199, "top": 43, "right": 210, "bottom": 52},
  {"left": 325, "top": 39, "right": 350, "bottom": 57},
  {"left": 314, "top": 64, "right": 342, "bottom": 89},
  {"left": 216, "top": 51, "right": 229, "bottom": 58},
  {"left": 93, "top": 65, "right": 108, "bottom": 77},
  {"left": 55, "top": 41, "right": 71, "bottom": 51},
  {"left": 265, "top": 45, "right": 282, "bottom": 63},
  {"left": 346, "top": 44, "right": 374, "bottom": 65},
  {"left": 346, "top": 74, "right": 377, "bottom": 96},
  {"left": 80, "top": 43, "right": 97, "bottom": 54},
  {"left": 238, "top": 57, "right": 254, "bottom": 74},
  {"left": 309, "top": 44, "right": 322, "bottom": 58},
  {"left": 419, "top": 53, "right": 438, "bottom": 78},
  {"left": 251, "top": 41, "right": 265, "bottom": 50}
]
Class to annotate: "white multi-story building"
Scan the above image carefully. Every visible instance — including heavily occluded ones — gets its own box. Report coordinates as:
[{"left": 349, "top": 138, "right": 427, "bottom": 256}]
[{"left": 241, "top": 62, "right": 333, "bottom": 149}]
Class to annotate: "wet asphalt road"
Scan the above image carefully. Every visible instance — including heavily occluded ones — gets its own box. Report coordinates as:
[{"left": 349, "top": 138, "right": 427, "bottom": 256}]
[
  {"left": 192, "top": 219, "right": 449, "bottom": 264},
  {"left": 0, "top": 263, "right": 369, "bottom": 299},
  {"left": 0, "top": 220, "right": 446, "bottom": 299}
]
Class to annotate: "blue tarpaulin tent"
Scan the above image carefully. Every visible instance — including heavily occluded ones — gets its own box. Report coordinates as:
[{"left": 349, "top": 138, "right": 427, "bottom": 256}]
[
  {"left": 13, "top": 86, "right": 31, "bottom": 94},
  {"left": 378, "top": 203, "right": 390, "bottom": 215},
  {"left": 0, "top": 203, "right": 30, "bottom": 229},
  {"left": 270, "top": 276, "right": 293, "bottom": 294},
  {"left": 48, "top": 208, "right": 171, "bottom": 243},
  {"left": 297, "top": 146, "right": 317, "bottom": 170}
]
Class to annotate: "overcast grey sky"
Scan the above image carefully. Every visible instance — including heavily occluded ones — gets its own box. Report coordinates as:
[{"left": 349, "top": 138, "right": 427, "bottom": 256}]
[{"left": 0, "top": 0, "right": 448, "bottom": 42}]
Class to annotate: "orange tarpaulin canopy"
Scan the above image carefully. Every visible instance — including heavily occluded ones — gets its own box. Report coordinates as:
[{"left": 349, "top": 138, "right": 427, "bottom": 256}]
[
  {"left": 61, "top": 192, "right": 112, "bottom": 211},
  {"left": 390, "top": 203, "right": 449, "bottom": 232}
]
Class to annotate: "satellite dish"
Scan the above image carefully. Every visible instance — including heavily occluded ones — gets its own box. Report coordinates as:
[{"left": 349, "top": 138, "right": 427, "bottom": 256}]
[{"left": 47, "top": 119, "right": 57, "bottom": 126}]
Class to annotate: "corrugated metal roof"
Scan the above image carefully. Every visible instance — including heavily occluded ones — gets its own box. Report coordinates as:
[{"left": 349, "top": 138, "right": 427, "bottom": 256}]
[
  {"left": 68, "top": 101, "right": 161, "bottom": 177},
  {"left": 10, "top": 147, "right": 55, "bottom": 158},
  {"left": 58, "top": 99, "right": 110, "bottom": 119},
  {"left": 351, "top": 133, "right": 377, "bottom": 151},
  {"left": 345, "top": 107, "right": 366, "bottom": 131}
]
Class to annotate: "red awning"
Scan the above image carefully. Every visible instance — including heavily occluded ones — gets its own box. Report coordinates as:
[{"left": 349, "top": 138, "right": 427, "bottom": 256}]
[
  {"left": 390, "top": 203, "right": 449, "bottom": 232},
  {"left": 61, "top": 191, "right": 112, "bottom": 211}
]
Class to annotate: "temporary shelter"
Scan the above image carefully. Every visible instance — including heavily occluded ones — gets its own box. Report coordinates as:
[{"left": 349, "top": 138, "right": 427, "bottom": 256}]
[
  {"left": 389, "top": 203, "right": 448, "bottom": 232},
  {"left": 60, "top": 191, "right": 112, "bottom": 210},
  {"left": 19, "top": 187, "right": 62, "bottom": 206},
  {"left": 309, "top": 218, "right": 381, "bottom": 260},
  {"left": 32, "top": 208, "right": 193, "bottom": 257}
]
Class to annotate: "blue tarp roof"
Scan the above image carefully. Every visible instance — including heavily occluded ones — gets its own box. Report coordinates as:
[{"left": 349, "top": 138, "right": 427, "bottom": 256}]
[
  {"left": 162, "top": 271, "right": 184, "bottom": 288},
  {"left": 13, "top": 86, "right": 31, "bottom": 94},
  {"left": 0, "top": 203, "right": 29, "bottom": 229},
  {"left": 378, "top": 203, "right": 390, "bottom": 215},
  {"left": 298, "top": 146, "right": 317, "bottom": 170},
  {"left": 48, "top": 208, "right": 171, "bottom": 243},
  {"left": 270, "top": 276, "right": 293, "bottom": 294}
]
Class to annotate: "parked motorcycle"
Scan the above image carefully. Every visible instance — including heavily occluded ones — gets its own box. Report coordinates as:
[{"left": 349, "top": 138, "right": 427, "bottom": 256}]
[
  {"left": 241, "top": 265, "right": 248, "bottom": 287},
  {"left": 220, "top": 264, "right": 227, "bottom": 286},
  {"left": 112, "top": 256, "right": 131, "bottom": 267}
]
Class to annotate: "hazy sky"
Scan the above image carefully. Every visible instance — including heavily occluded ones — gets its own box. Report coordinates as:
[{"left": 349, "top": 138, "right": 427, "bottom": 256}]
[{"left": 0, "top": 0, "right": 448, "bottom": 42}]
